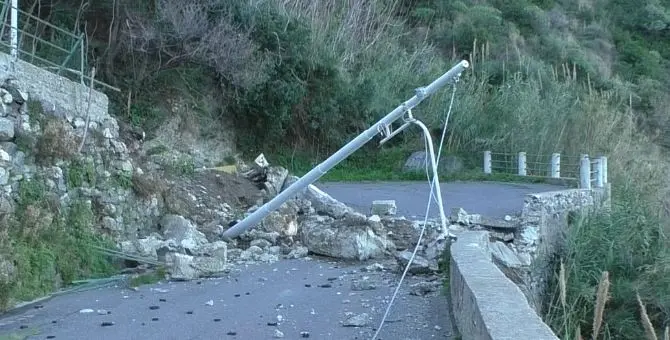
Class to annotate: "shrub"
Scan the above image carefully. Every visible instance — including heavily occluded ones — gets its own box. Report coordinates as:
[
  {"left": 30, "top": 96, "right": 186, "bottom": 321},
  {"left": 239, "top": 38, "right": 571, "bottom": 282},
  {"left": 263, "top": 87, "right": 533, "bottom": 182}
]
[
  {"left": 35, "top": 118, "right": 80, "bottom": 165},
  {"left": 4, "top": 178, "right": 116, "bottom": 306}
]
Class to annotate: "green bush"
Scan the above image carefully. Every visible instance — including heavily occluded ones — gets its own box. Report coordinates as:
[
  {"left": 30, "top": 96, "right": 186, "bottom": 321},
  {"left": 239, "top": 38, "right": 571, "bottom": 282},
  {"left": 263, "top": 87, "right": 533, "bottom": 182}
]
[{"left": 2, "top": 179, "right": 116, "bottom": 307}]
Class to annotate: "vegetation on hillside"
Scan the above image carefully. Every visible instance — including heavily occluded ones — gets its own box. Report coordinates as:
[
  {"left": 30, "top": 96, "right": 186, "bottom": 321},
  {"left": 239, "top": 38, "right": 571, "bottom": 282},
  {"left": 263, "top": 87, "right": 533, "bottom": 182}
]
[
  {"left": 0, "top": 173, "right": 116, "bottom": 310},
  {"left": 10, "top": 0, "right": 670, "bottom": 337}
]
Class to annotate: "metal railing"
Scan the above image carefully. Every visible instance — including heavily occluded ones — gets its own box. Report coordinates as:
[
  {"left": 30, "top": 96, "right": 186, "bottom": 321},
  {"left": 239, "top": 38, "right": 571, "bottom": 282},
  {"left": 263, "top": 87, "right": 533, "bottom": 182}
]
[
  {"left": 483, "top": 151, "right": 608, "bottom": 189},
  {"left": 0, "top": 0, "right": 119, "bottom": 92}
]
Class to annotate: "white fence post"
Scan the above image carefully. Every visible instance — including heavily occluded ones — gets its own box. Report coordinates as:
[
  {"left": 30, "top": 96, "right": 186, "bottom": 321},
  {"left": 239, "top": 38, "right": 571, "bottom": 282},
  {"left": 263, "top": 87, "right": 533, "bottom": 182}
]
[
  {"left": 10, "top": 0, "right": 18, "bottom": 67},
  {"left": 517, "top": 152, "right": 527, "bottom": 176},
  {"left": 579, "top": 154, "right": 591, "bottom": 189},
  {"left": 600, "top": 156, "right": 607, "bottom": 184},
  {"left": 551, "top": 153, "right": 560, "bottom": 178},
  {"left": 594, "top": 157, "right": 604, "bottom": 188},
  {"left": 483, "top": 151, "right": 492, "bottom": 174}
]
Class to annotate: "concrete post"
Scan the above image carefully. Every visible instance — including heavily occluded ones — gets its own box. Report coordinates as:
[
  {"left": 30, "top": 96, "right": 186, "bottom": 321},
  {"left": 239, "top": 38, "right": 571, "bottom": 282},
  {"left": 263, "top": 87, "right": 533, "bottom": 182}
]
[
  {"left": 10, "top": 0, "right": 18, "bottom": 65},
  {"left": 600, "top": 156, "right": 608, "bottom": 184},
  {"left": 579, "top": 154, "right": 591, "bottom": 189},
  {"left": 593, "top": 157, "right": 604, "bottom": 188},
  {"left": 483, "top": 151, "right": 492, "bottom": 174},
  {"left": 551, "top": 153, "right": 560, "bottom": 178},
  {"left": 517, "top": 152, "right": 527, "bottom": 176}
]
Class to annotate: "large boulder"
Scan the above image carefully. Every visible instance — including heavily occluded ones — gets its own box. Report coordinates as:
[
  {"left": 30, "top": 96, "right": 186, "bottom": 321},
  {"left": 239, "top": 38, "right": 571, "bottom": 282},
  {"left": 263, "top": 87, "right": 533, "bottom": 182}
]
[
  {"left": 402, "top": 151, "right": 463, "bottom": 174},
  {"left": 300, "top": 214, "right": 395, "bottom": 261},
  {"left": 166, "top": 252, "right": 228, "bottom": 281},
  {"left": 282, "top": 176, "right": 354, "bottom": 218},
  {"left": 158, "top": 215, "right": 208, "bottom": 253}
]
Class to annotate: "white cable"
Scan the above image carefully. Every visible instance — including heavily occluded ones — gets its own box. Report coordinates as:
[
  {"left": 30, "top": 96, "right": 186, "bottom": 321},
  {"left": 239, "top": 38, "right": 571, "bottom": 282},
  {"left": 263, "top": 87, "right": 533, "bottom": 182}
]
[{"left": 371, "top": 82, "right": 458, "bottom": 340}]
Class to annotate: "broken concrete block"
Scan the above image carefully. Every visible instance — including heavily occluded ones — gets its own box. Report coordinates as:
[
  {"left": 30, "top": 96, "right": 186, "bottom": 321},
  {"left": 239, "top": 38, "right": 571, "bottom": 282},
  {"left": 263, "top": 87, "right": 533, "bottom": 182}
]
[{"left": 371, "top": 199, "right": 397, "bottom": 216}]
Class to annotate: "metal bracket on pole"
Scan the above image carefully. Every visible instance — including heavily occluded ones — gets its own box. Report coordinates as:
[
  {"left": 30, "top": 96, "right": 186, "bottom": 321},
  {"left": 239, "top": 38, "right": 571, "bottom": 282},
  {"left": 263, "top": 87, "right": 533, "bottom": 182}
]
[{"left": 221, "top": 60, "right": 469, "bottom": 239}]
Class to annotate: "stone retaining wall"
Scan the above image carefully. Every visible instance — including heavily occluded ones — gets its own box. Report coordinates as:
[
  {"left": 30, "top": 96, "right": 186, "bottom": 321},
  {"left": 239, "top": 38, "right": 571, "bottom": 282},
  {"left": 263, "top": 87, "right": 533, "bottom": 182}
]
[
  {"left": 449, "top": 184, "right": 611, "bottom": 340},
  {"left": 0, "top": 52, "right": 109, "bottom": 123}
]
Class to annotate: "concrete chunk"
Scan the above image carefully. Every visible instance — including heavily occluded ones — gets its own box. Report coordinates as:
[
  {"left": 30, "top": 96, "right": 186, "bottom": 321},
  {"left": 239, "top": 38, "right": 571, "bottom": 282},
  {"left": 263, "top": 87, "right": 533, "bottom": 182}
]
[{"left": 370, "top": 199, "right": 397, "bottom": 216}]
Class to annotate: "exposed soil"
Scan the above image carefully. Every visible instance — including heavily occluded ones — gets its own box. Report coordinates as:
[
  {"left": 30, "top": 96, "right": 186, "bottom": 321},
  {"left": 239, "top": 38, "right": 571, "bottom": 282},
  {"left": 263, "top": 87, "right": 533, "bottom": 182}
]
[{"left": 161, "top": 169, "right": 263, "bottom": 227}]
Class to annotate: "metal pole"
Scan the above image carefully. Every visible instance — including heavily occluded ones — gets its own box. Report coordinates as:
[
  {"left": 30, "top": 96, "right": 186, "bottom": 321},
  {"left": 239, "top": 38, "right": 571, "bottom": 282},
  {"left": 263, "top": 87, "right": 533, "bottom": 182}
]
[
  {"left": 222, "top": 60, "right": 470, "bottom": 239},
  {"left": 10, "top": 0, "right": 18, "bottom": 65}
]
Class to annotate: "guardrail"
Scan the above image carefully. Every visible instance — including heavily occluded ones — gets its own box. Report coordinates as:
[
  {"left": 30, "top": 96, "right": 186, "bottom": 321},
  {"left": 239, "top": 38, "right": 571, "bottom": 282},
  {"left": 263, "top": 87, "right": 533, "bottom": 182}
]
[
  {"left": 0, "top": 0, "right": 119, "bottom": 92},
  {"left": 483, "top": 151, "right": 607, "bottom": 189}
]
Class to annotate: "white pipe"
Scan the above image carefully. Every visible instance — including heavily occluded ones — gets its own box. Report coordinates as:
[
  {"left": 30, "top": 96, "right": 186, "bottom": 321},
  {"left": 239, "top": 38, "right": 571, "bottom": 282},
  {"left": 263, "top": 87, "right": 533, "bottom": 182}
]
[{"left": 410, "top": 118, "right": 449, "bottom": 234}]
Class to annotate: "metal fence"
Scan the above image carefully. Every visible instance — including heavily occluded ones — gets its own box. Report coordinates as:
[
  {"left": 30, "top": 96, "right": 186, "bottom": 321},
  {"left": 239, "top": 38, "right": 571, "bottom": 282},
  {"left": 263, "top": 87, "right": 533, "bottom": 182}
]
[
  {"left": 482, "top": 151, "right": 608, "bottom": 189},
  {"left": 0, "top": 0, "right": 118, "bottom": 92}
]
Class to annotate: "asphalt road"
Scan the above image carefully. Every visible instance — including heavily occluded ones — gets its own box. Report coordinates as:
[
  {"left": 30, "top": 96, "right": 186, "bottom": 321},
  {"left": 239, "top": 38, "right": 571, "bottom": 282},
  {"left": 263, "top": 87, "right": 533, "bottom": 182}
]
[
  {"left": 0, "top": 181, "right": 564, "bottom": 340},
  {"left": 317, "top": 180, "right": 565, "bottom": 219}
]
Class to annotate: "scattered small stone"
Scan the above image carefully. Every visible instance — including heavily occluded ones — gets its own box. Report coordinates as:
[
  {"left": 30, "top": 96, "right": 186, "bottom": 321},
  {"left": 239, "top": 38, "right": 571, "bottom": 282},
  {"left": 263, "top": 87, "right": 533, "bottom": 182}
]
[
  {"left": 205, "top": 300, "right": 214, "bottom": 306},
  {"left": 434, "top": 325, "right": 442, "bottom": 330},
  {"left": 151, "top": 317, "right": 159, "bottom": 321},
  {"left": 342, "top": 313, "right": 369, "bottom": 327},
  {"left": 300, "top": 331, "right": 310, "bottom": 338},
  {"left": 149, "top": 306, "right": 160, "bottom": 310},
  {"left": 214, "top": 318, "right": 222, "bottom": 322},
  {"left": 245, "top": 292, "right": 250, "bottom": 295},
  {"left": 409, "top": 281, "right": 439, "bottom": 296},
  {"left": 362, "top": 263, "right": 384, "bottom": 272},
  {"left": 226, "top": 331, "right": 237, "bottom": 336},
  {"left": 33, "top": 305, "right": 44, "bottom": 309},
  {"left": 273, "top": 329, "right": 285, "bottom": 338},
  {"left": 276, "top": 315, "right": 283, "bottom": 322},
  {"left": 267, "top": 322, "right": 278, "bottom": 326},
  {"left": 304, "top": 284, "right": 311, "bottom": 288},
  {"left": 97, "top": 309, "right": 110, "bottom": 315},
  {"left": 186, "top": 311, "right": 194, "bottom": 315},
  {"left": 79, "top": 309, "right": 94, "bottom": 314},
  {"left": 19, "top": 325, "right": 28, "bottom": 329},
  {"left": 101, "top": 322, "right": 115, "bottom": 327},
  {"left": 51, "top": 321, "right": 57, "bottom": 324},
  {"left": 159, "top": 298, "right": 167, "bottom": 302},
  {"left": 234, "top": 294, "right": 241, "bottom": 297},
  {"left": 46, "top": 336, "right": 56, "bottom": 339},
  {"left": 351, "top": 281, "right": 376, "bottom": 291},
  {"left": 327, "top": 277, "right": 338, "bottom": 281},
  {"left": 318, "top": 284, "right": 332, "bottom": 288}
]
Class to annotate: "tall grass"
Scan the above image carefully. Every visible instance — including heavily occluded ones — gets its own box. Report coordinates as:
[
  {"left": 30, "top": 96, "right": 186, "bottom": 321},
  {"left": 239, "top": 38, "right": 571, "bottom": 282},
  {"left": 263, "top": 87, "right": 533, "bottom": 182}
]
[{"left": 545, "top": 187, "right": 670, "bottom": 339}]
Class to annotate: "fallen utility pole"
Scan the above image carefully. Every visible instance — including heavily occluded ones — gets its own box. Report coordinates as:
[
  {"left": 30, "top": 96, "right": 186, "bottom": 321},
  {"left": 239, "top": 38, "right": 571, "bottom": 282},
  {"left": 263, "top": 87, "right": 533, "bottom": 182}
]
[{"left": 221, "top": 60, "right": 470, "bottom": 239}]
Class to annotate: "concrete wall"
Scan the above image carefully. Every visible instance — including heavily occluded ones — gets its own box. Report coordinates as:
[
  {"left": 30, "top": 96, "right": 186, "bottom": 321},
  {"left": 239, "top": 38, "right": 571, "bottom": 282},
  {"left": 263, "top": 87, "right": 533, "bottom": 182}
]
[
  {"left": 0, "top": 52, "right": 110, "bottom": 123},
  {"left": 517, "top": 185, "right": 610, "bottom": 312},
  {"left": 450, "top": 185, "right": 610, "bottom": 340},
  {"left": 450, "top": 231, "right": 559, "bottom": 340}
]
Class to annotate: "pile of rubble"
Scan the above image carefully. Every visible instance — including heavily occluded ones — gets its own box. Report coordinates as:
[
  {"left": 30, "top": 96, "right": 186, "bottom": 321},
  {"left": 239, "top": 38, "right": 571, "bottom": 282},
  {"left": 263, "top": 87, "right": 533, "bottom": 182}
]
[{"left": 119, "top": 154, "right": 525, "bottom": 281}]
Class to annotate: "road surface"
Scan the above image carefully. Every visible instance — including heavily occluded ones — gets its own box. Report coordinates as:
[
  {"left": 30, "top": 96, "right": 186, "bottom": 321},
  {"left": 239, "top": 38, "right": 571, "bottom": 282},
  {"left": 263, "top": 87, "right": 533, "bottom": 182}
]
[
  {"left": 0, "top": 181, "right": 564, "bottom": 340},
  {"left": 317, "top": 181, "right": 565, "bottom": 219}
]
